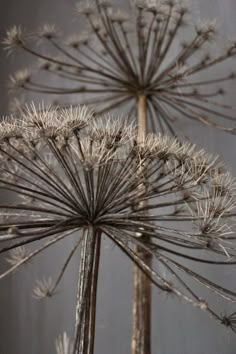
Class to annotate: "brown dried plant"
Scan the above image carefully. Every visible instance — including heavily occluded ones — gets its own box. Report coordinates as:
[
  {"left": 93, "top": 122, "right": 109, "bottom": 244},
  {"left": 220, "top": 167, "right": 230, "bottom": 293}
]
[
  {"left": 2, "top": 0, "right": 236, "bottom": 353},
  {"left": 0, "top": 104, "right": 236, "bottom": 353},
  {"left": 3, "top": 0, "right": 236, "bottom": 135}
]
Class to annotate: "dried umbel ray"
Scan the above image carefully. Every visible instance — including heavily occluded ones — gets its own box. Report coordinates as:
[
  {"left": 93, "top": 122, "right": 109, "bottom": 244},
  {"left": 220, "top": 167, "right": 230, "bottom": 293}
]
[
  {"left": 3, "top": 0, "right": 236, "bottom": 135},
  {"left": 1, "top": 104, "right": 236, "bottom": 353}
]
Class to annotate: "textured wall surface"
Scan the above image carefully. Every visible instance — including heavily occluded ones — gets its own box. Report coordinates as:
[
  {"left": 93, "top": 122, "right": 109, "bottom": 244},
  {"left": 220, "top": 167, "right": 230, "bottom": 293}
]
[{"left": 0, "top": 1, "right": 236, "bottom": 354}]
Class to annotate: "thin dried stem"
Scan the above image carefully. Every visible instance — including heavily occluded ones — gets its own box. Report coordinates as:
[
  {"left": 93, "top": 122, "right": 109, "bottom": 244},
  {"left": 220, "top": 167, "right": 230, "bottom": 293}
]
[{"left": 132, "top": 95, "right": 152, "bottom": 354}]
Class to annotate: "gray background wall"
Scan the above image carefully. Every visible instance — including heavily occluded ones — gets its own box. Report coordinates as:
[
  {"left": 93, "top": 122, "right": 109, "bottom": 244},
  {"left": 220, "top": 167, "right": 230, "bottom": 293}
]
[{"left": 0, "top": 1, "right": 236, "bottom": 353}]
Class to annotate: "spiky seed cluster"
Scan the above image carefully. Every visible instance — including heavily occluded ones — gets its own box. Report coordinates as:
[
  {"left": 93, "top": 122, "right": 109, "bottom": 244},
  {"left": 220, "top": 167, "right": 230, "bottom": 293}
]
[
  {"left": 1, "top": 104, "right": 236, "bottom": 337},
  {"left": 4, "top": 0, "right": 236, "bottom": 135}
]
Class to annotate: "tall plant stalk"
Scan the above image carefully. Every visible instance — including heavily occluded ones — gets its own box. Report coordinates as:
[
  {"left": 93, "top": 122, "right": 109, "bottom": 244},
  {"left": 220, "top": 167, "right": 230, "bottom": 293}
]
[
  {"left": 132, "top": 95, "right": 152, "bottom": 354},
  {"left": 74, "top": 227, "right": 101, "bottom": 354}
]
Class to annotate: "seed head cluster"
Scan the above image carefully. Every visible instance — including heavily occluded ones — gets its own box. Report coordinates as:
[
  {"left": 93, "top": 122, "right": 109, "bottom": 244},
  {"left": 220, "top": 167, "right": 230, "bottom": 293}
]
[
  {"left": 3, "top": 0, "right": 236, "bottom": 135},
  {"left": 0, "top": 104, "right": 236, "bottom": 336}
]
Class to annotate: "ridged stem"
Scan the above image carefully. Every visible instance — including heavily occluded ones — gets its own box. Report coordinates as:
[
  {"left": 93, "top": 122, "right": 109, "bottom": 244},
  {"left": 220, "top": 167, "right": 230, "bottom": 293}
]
[
  {"left": 132, "top": 95, "right": 152, "bottom": 354},
  {"left": 73, "top": 227, "right": 101, "bottom": 354}
]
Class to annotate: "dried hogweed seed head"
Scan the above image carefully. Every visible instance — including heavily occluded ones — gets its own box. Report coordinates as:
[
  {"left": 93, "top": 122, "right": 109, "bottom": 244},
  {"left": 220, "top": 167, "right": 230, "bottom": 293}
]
[
  {"left": 6, "top": 246, "right": 27, "bottom": 266},
  {"left": 75, "top": 1, "right": 96, "bottom": 15},
  {"left": 55, "top": 332, "right": 73, "bottom": 354},
  {"left": 33, "top": 277, "right": 55, "bottom": 299},
  {"left": 0, "top": 104, "right": 236, "bottom": 342},
  {"left": 3, "top": 26, "right": 24, "bottom": 53},
  {"left": 36, "top": 24, "right": 60, "bottom": 39},
  {"left": 59, "top": 105, "right": 95, "bottom": 134},
  {"left": 10, "top": 69, "right": 31, "bottom": 89},
  {"left": 6, "top": 0, "right": 236, "bottom": 135},
  {"left": 0, "top": 117, "right": 22, "bottom": 140},
  {"left": 90, "top": 115, "right": 135, "bottom": 148},
  {"left": 195, "top": 19, "right": 219, "bottom": 40}
]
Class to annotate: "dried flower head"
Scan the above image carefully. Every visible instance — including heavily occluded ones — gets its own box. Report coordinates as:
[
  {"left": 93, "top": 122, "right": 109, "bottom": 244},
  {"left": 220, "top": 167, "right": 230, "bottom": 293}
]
[
  {"left": 36, "top": 24, "right": 60, "bottom": 39},
  {"left": 6, "top": 246, "right": 27, "bottom": 266},
  {"left": 55, "top": 332, "right": 73, "bottom": 354},
  {"left": 33, "top": 277, "right": 55, "bottom": 299},
  {"left": 0, "top": 104, "right": 236, "bottom": 352},
  {"left": 75, "top": 1, "right": 96, "bottom": 15},
  {"left": 10, "top": 69, "right": 31, "bottom": 89},
  {"left": 4, "top": 0, "right": 236, "bottom": 135},
  {"left": 3, "top": 26, "right": 24, "bottom": 53}
]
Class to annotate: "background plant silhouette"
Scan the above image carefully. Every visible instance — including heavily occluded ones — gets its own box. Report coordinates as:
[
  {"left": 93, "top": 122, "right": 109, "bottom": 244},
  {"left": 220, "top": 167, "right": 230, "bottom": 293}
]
[{"left": 4, "top": 0, "right": 236, "bottom": 136}]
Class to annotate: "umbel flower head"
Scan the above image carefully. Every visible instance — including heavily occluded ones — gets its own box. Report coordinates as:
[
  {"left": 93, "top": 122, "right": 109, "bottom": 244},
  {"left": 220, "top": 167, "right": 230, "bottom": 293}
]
[
  {"left": 1, "top": 103, "right": 236, "bottom": 351},
  {"left": 3, "top": 0, "right": 236, "bottom": 135}
]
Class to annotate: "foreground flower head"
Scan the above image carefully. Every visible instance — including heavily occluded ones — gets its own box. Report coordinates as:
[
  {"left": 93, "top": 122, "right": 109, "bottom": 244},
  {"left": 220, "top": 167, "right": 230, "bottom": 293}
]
[
  {"left": 1, "top": 104, "right": 236, "bottom": 349},
  {"left": 4, "top": 0, "right": 236, "bottom": 135}
]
